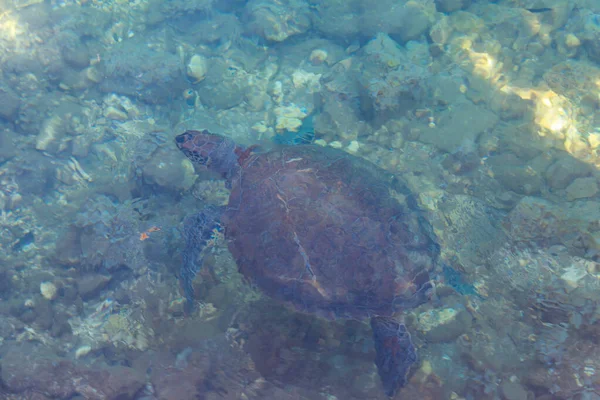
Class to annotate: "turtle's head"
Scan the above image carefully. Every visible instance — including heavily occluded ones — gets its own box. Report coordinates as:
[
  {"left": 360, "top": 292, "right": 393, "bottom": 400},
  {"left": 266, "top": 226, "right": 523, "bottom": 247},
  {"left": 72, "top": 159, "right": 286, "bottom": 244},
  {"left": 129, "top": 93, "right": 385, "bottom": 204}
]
[{"left": 175, "top": 130, "right": 240, "bottom": 180}]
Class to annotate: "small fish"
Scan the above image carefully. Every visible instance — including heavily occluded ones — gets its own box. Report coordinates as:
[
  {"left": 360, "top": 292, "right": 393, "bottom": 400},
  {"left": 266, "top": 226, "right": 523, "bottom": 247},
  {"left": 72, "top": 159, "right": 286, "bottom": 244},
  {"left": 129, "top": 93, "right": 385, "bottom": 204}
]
[
  {"left": 139, "top": 226, "right": 161, "bottom": 241},
  {"left": 526, "top": 7, "right": 552, "bottom": 13}
]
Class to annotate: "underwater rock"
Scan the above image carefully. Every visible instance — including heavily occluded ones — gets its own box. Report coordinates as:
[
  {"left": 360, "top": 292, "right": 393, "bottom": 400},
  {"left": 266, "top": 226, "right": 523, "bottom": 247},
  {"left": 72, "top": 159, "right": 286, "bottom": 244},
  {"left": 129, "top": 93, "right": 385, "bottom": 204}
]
[
  {"left": 186, "top": 54, "right": 209, "bottom": 83},
  {"left": 103, "top": 106, "right": 128, "bottom": 121},
  {"left": 273, "top": 104, "right": 308, "bottom": 132},
  {"left": 442, "top": 150, "right": 481, "bottom": 175},
  {"left": 33, "top": 299, "right": 55, "bottom": 331},
  {"left": 309, "top": 49, "right": 328, "bottom": 65},
  {"left": 525, "top": 338, "right": 600, "bottom": 399},
  {"left": 360, "top": 0, "right": 435, "bottom": 42},
  {"left": 564, "top": 33, "right": 581, "bottom": 48},
  {"left": 58, "top": 30, "right": 91, "bottom": 69},
  {"left": 73, "top": 196, "right": 149, "bottom": 271},
  {"left": 142, "top": 336, "right": 305, "bottom": 400},
  {"left": 309, "top": 0, "right": 362, "bottom": 39},
  {"left": 504, "top": 197, "right": 561, "bottom": 246},
  {"left": 12, "top": 152, "right": 56, "bottom": 196},
  {"left": 103, "top": 93, "right": 140, "bottom": 120},
  {"left": 141, "top": 146, "right": 196, "bottom": 191},
  {"left": 102, "top": 38, "right": 186, "bottom": 104},
  {"left": 545, "top": 151, "right": 592, "bottom": 190},
  {"left": 54, "top": 228, "right": 83, "bottom": 267},
  {"left": 315, "top": 91, "right": 364, "bottom": 141},
  {"left": 505, "top": 196, "right": 600, "bottom": 256},
  {"left": 51, "top": 6, "right": 111, "bottom": 38},
  {"left": 37, "top": 40, "right": 68, "bottom": 83},
  {"left": 565, "top": 177, "right": 599, "bottom": 201},
  {"left": 84, "top": 66, "right": 103, "bottom": 84},
  {"left": 196, "top": 58, "right": 251, "bottom": 109},
  {"left": 416, "top": 304, "right": 472, "bottom": 343},
  {"left": 381, "top": 0, "right": 434, "bottom": 42},
  {"left": 62, "top": 66, "right": 103, "bottom": 91},
  {"left": 359, "top": 34, "right": 432, "bottom": 124},
  {"left": 50, "top": 312, "right": 72, "bottom": 338},
  {"left": 543, "top": 60, "right": 600, "bottom": 108},
  {"left": 487, "top": 153, "right": 544, "bottom": 196},
  {"left": 35, "top": 100, "right": 91, "bottom": 153},
  {"left": 151, "top": 0, "right": 215, "bottom": 22},
  {"left": 419, "top": 101, "right": 498, "bottom": 153},
  {"left": 582, "top": 13, "right": 600, "bottom": 63},
  {"left": 362, "top": 32, "right": 406, "bottom": 70},
  {"left": 499, "top": 381, "right": 529, "bottom": 400},
  {"left": 39, "top": 281, "right": 58, "bottom": 301},
  {"left": 173, "top": 12, "right": 243, "bottom": 46},
  {"left": 245, "top": 85, "right": 270, "bottom": 112},
  {"left": 0, "top": 344, "right": 145, "bottom": 399},
  {"left": 36, "top": 115, "right": 65, "bottom": 153},
  {"left": 245, "top": 0, "right": 311, "bottom": 42},
  {"left": 429, "top": 15, "right": 454, "bottom": 45},
  {"left": 435, "top": 0, "right": 471, "bottom": 13},
  {"left": 76, "top": 274, "right": 112, "bottom": 300},
  {"left": 0, "top": 85, "right": 21, "bottom": 121},
  {"left": 312, "top": 0, "right": 433, "bottom": 43},
  {"left": 0, "top": 128, "right": 17, "bottom": 163},
  {"left": 437, "top": 194, "right": 506, "bottom": 268},
  {"left": 291, "top": 69, "right": 322, "bottom": 92},
  {"left": 560, "top": 264, "right": 588, "bottom": 292},
  {"left": 75, "top": 345, "right": 93, "bottom": 360}
]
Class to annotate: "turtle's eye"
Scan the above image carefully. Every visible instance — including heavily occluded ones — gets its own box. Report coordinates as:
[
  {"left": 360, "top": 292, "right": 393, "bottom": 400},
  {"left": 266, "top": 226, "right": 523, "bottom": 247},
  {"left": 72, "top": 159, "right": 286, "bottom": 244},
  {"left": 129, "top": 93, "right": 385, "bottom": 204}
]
[{"left": 175, "top": 134, "right": 187, "bottom": 144}]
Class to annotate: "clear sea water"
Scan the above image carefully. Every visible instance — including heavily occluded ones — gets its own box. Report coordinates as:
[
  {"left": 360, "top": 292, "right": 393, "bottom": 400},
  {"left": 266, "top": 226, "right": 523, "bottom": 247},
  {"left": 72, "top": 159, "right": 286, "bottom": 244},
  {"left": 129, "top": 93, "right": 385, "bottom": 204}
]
[{"left": 0, "top": 0, "right": 599, "bottom": 399}]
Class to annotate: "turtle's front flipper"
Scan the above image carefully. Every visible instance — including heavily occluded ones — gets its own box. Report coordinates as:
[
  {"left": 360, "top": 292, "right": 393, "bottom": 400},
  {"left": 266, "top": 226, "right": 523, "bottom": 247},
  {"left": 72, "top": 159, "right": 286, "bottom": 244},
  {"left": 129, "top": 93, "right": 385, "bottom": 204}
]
[
  {"left": 370, "top": 316, "right": 417, "bottom": 397},
  {"left": 180, "top": 205, "right": 224, "bottom": 312}
]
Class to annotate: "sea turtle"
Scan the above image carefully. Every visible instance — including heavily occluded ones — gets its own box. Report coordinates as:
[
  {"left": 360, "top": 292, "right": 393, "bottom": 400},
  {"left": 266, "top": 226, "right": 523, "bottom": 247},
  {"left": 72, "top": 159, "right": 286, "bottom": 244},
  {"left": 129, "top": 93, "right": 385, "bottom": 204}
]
[{"left": 175, "top": 129, "right": 439, "bottom": 397}]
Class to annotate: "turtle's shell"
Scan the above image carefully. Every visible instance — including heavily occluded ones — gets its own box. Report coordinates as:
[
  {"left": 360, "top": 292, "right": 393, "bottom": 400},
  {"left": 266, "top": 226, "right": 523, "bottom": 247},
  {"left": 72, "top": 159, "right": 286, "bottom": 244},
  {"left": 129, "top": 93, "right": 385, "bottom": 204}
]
[{"left": 223, "top": 145, "right": 436, "bottom": 320}]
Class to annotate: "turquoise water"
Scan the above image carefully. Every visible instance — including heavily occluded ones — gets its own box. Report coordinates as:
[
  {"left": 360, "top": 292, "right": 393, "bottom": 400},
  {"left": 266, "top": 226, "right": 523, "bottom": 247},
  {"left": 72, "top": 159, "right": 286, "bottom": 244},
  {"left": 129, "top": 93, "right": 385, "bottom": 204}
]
[{"left": 0, "top": 0, "right": 599, "bottom": 398}]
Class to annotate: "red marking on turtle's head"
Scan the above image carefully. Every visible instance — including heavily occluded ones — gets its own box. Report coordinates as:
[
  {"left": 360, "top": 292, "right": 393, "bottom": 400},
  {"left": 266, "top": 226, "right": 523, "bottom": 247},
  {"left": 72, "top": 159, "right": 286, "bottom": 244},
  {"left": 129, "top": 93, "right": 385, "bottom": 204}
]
[{"left": 175, "top": 130, "right": 243, "bottom": 180}]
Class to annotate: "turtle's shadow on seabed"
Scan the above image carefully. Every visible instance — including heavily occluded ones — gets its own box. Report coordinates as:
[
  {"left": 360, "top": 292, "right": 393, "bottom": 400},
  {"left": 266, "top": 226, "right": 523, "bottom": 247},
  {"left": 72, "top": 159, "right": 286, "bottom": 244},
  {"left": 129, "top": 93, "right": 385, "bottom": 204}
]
[
  {"left": 232, "top": 294, "right": 396, "bottom": 399},
  {"left": 185, "top": 255, "right": 443, "bottom": 400}
]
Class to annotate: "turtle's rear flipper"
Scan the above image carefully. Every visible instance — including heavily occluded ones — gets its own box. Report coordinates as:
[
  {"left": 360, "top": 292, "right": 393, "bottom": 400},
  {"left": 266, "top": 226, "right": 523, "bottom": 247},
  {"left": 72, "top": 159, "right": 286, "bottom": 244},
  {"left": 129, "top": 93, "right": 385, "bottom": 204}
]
[
  {"left": 370, "top": 316, "right": 417, "bottom": 397},
  {"left": 180, "top": 205, "right": 224, "bottom": 312}
]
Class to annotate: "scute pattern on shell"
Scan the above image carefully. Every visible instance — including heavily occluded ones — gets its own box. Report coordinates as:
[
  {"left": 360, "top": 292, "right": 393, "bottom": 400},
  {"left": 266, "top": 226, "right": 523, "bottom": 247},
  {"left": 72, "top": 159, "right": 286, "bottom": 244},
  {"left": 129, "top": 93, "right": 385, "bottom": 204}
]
[{"left": 223, "top": 145, "right": 436, "bottom": 320}]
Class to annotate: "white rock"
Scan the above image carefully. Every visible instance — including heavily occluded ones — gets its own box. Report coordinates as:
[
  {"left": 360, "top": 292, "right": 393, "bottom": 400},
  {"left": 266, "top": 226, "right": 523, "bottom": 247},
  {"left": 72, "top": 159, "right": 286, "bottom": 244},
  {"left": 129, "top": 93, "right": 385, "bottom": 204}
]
[
  {"left": 309, "top": 49, "right": 328, "bottom": 65},
  {"left": 347, "top": 140, "right": 360, "bottom": 153},
  {"left": 75, "top": 345, "right": 92, "bottom": 359},
  {"left": 561, "top": 265, "right": 587, "bottom": 292},
  {"left": 187, "top": 55, "right": 208, "bottom": 83},
  {"left": 40, "top": 281, "right": 57, "bottom": 300},
  {"left": 36, "top": 116, "right": 64, "bottom": 151}
]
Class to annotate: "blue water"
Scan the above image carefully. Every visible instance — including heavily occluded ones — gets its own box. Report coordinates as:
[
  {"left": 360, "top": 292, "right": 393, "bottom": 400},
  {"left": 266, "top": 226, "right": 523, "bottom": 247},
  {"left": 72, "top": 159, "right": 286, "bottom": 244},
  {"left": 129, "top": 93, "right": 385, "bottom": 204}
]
[{"left": 0, "top": 0, "right": 598, "bottom": 398}]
